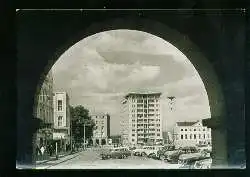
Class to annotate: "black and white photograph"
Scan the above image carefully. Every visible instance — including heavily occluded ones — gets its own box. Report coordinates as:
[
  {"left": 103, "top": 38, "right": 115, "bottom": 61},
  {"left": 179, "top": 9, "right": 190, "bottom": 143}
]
[{"left": 16, "top": 9, "right": 246, "bottom": 170}]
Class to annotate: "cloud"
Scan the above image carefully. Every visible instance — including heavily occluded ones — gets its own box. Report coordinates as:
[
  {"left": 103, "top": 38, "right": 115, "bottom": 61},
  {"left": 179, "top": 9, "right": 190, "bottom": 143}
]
[{"left": 52, "top": 30, "right": 210, "bottom": 135}]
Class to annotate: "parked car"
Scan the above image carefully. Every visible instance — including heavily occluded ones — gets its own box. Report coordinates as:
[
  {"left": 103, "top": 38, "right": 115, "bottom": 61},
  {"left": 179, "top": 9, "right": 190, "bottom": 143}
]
[
  {"left": 193, "top": 157, "right": 212, "bottom": 169},
  {"left": 156, "top": 149, "right": 181, "bottom": 161},
  {"left": 156, "top": 145, "right": 175, "bottom": 159},
  {"left": 100, "top": 147, "right": 131, "bottom": 160},
  {"left": 141, "top": 146, "right": 164, "bottom": 158},
  {"left": 197, "top": 145, "right": 212, "bottom": 153},
  {"left": 179, "top": 146, "right": 198, "bottom": 153},
  {"left": 132, "top": 147, "right": 145, "bottom": 156},
  {"left": 129, "top": 147, "right": 136, "bottom": 151},
  {"left": 178, "top": 152, "right": 206, "bottom": 168},
  {"left": 178, "top": 154, "right": 212, "bottom": 169},
  {"left": 166, "top": 150, "right": 185, "bottom": 163}
]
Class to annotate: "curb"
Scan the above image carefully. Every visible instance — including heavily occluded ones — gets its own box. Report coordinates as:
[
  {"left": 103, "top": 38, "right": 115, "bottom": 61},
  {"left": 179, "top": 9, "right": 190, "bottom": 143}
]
[
  {"left": 36, "top": 151, "right": 81, "bottom": 165},
  {"left": 43, "top": 152, "right": 81, "bottom": 169}
]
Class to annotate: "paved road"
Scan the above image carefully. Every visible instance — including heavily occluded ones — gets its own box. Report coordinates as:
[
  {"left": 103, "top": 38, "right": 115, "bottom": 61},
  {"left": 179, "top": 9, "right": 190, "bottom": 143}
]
[{"left": 37, "top": 149, "right": 181, "bottom": 169}]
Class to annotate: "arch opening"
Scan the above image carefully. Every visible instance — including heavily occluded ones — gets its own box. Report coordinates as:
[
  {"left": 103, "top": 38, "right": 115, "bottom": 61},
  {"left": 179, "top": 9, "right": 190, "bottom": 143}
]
[{"left": 33, "top": 27, "right": 226, "bottom": 168}]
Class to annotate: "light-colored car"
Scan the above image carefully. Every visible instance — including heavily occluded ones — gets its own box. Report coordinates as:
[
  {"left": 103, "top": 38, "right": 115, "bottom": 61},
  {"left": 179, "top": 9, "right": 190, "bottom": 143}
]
[
  {"left": 178, "top": 152, "right": 211, "bottom": 169},
  {"left": 100, "top": 147, "right": 131, "bottom": 160},
  {"left": 140, "top": 146, "right": 164, "bottom": 157}
]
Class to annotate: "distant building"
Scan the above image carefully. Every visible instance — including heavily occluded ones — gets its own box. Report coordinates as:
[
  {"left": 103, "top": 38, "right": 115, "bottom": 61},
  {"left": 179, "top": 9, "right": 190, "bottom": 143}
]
[
  {"left": 121, "top": 99, "right": 129, "bottom": 146},
  {"left": 121, "top": 92, "right": 163, "bottom": 146},
  {"left": 173, "top": 120, "right": 212, "bottom": 148},
  {"left": 53, "top": 92, "right": 71, "bottom": 150},
  {"left": 91, "top": 114, "right": 110, "bottom": 146},
  {"left": 35, "top": 71, "right": 54, "bottom": 147}
]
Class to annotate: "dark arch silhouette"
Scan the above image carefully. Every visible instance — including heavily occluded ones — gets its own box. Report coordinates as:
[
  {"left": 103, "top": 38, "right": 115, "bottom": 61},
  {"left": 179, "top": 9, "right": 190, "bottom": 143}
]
[{"left": 16, "top": 11, "right": 245, "bottom": 167}]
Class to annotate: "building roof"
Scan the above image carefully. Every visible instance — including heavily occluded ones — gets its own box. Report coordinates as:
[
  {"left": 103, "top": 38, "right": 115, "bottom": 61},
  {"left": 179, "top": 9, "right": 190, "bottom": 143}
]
[
  {"left": 176, "top": 121, "right": 200, "bottom": 126},
  {"left": 125, "top": 91, "right": 162, "bottom": 98}
]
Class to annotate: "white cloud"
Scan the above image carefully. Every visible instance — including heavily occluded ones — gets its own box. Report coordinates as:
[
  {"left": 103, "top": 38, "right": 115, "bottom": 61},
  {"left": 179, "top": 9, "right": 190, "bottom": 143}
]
[{"left": 52, "top": 29, "right": 210, "bottom": 135}]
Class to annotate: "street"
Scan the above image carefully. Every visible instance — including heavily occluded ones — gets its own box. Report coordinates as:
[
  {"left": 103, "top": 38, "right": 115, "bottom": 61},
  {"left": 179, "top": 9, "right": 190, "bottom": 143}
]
[{"left": 35, "top": 148, "right": 181, "bottom": 169}]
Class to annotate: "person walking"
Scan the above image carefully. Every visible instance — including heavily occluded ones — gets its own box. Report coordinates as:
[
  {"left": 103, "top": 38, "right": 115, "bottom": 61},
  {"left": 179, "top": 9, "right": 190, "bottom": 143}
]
[
  {"left": 40, "top": 145, "right": 45, "bottom": 160},
  {"left": 36, "top": 144, "right": 41, "bottom": 160}
]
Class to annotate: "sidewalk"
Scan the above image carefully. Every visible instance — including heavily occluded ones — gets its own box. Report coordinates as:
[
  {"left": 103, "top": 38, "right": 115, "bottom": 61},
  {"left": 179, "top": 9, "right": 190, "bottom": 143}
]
[{"left": 35, "top": 151, "right": 82, "bottom": 167}]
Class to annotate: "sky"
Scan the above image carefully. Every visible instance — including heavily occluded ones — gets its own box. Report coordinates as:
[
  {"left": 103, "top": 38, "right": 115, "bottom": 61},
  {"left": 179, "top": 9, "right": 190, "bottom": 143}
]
[{"left": 52, "top": 30, "right": 211, "bottom": 135}]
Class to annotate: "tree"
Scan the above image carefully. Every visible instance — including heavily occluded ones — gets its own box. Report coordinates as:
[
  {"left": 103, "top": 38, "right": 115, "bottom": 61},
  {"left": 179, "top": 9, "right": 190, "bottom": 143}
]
[{"left": 70, "top": 105, "right": 95, "bottom": 145}]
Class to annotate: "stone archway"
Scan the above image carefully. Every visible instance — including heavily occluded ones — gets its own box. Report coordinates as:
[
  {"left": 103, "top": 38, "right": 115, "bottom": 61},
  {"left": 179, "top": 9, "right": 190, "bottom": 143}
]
[{"left": 17, "top": 11, "right": 245, "bottom": 167}]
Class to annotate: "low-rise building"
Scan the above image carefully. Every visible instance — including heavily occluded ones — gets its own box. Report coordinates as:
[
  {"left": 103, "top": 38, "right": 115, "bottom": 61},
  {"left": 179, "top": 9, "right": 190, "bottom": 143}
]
[
  {"left": 91, "top": 114, "right": 110, "bottom": 146},
  {"left": 53, "top": 92, "right": 71, "bottom": 151},
  {"left": 173, "top": 120, "right": 212, "bottom": 148}
]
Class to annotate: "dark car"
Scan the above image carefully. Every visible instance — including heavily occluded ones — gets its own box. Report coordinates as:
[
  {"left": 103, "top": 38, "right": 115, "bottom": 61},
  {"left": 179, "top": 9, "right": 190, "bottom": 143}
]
[{"left": 100, "top": 147, "right": 131, "bottom": 160}]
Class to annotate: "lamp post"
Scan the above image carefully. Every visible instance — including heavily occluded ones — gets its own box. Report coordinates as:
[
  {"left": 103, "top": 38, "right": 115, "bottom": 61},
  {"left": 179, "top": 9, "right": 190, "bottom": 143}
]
[{"left": 167, "top": 96, "right": 176, "bottom": 145}]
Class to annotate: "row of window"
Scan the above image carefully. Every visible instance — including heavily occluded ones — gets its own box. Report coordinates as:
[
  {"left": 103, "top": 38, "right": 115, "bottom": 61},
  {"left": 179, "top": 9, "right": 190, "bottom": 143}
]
[
  {"left": 132, "top": 114, "right": 160, "bottom": 117},
  {"left": 134, "top": 99, "right": 159, "bottom": 103},
  {"left": 93, "top": 115, "right": 107, "bottom": 119},
  {"left": 135, "top": 124, "right": 161, "bottom": 127},
  {"left": 133, "top": 133, "right": 161, "bottom": 136},
  {"left": 95, "top": 120, "right": 105, "bottom": 124},
  {"left": 135, "top": 108, "right": 158, "bottom": 111},
  {"left": 133, "top": 119, "right": 160, "bottom": 122},
  {"left": 132, "top": 129, "right": 160, "bottom": 131},
  {"left": 136, "top": 104, "right": 159, "bottom": 107},
  {"left": 180, "top": 128, "right": 209, "bottom": 132},
  {"left": 179, "top": 134, "right": 210, "bottom": 140}
]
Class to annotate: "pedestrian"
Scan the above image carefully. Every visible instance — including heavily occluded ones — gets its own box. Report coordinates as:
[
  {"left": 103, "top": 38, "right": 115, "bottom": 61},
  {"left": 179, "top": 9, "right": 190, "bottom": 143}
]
[
  {"left": 36, "top": 144, "right": 41, "bottom": 160},
  {"left": 40, "top": 145, "right": 45, "bottom": 159}
]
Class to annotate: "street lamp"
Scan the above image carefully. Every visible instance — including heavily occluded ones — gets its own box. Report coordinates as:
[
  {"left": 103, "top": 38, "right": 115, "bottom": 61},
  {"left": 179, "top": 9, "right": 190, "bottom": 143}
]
[{"left": 167, "top": 96, "right": 176, "bottom": 145}]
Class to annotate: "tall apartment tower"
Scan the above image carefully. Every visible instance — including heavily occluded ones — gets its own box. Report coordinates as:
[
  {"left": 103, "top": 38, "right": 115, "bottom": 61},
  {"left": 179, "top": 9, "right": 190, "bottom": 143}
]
[
  {"left": 122, "top": 92, "right": 163, "bottom": 146},
  {"left": 53, "top": 92, "right": 71, "bottom": 147},
  {"left": 91, "top": 114, "right": 110, "bottom": 145}
]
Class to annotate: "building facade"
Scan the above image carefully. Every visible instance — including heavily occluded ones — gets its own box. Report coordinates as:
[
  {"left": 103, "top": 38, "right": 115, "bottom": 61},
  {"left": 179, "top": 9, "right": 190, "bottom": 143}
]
[
  {"left": 91, "top": 114, "right": 110, "bottom": 146},
  {"left": 173, "top": 120, "right": 212, "bottom": 148},
  {"left": 35, "top": 71, "right": 54, "bottom": 147},
  {"left": 121, "top": 92, "right": 163, "bottom": 146},
  {"left": 53, "top": 92, "right": 71, "bottom": 150}
]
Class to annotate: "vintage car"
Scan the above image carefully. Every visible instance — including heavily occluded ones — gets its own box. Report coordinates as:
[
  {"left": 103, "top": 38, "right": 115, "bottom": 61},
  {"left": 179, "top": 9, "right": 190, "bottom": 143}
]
[
  {"left": 178, "top": 152, "right": 209, "bottom": 168},
  {"left": 156, "top": 145, "right": 175, "bottom": 159},
  {"left": 100, "top": 147, "right": 131, "bottom": 160},
  {"left": 142, "top": 146, "right": 164, "bottom": 158},
  {"left": 197, "top": 145, "right": 212, "bottom": 153},
  {"left": 132, "top": 146, "right": 163, "bottom": 157},
  {"left": 179, "top": 146, "right": 199, "bottom": 153},
  {"left": 193, "top": 157, "right": 212, "bottom": 169},
  {"left": 132, "top": 146, "right": 148, "bottom": 156}
]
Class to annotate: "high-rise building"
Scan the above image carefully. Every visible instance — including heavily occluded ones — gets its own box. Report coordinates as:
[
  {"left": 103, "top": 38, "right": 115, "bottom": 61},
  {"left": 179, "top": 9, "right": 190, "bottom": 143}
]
[
  {"left": 91, "top": 114, "right": 110, "bottom": 146},
  {"left": 53, "top": 92, "right": 71, "bottom": 150},
  {"left": 121, "top": 92, "right": 163, "bottom": 146},
  {"left": 35, "top": 70, "right": 54, "bottom": 147}
]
